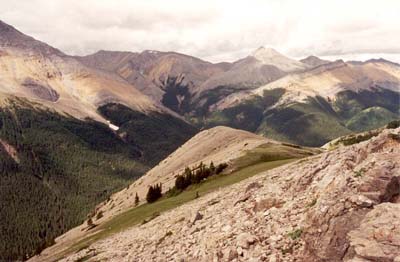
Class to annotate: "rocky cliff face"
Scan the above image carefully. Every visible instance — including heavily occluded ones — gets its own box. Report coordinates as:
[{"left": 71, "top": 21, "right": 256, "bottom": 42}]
[{"left": 57, "top": 128, "right": 400, "bottom": 262}]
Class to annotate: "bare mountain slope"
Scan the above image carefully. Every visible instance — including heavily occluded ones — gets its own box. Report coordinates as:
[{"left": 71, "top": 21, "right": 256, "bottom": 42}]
[
  {"left": 54, "top": 127, "right": 400, "bottom": 262},
  {"left": 194, "top": 47, "right": 307, "bottom": 96},
  {"left": 251, "top": 47, "right": 308, "bottom": 72},
  {"left": 78, "top": 50, "right": 229, "bottom": 114},
  {"left": 214, "top": 59, "right": 400, "bottom": 111},
  {"left": 0, "top": 21, "right": 163, "bottom": 123},
  {"left": 253, "top": 59, "right": 400, "bottom": 105},
  {"left": 196, "top": 56, "right": 286, "bottom": 93},
  {"left": 0, "top": 20, "right": 63, "bottom": 56},
  {"left": 78, "top": 48, "right": 309, "bottom": 116}
]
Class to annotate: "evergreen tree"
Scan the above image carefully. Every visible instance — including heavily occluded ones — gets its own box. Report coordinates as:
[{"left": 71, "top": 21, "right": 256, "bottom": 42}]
[
  {"left": 175, "top": 175, "right": 186, "bottom": 190},
  {"left": 146, "top": 185, "right": 154, "bottom": 203},
  {"left": 134, "top": 193, "right": 139, "bottom": 206},
  {"left": 210, "top": 161, "right": 215, "bottom": 173},
  {"left": 146, "top": 184, "right": 162, "bottom": 203},
  {"left": 216, "top": 163, "right": 228, "bottom": 174}
]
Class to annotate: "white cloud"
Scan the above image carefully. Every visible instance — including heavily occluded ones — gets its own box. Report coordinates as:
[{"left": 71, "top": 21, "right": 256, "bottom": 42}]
[{"left": 1, "top": 0, "right": 399, "bottom": 63}]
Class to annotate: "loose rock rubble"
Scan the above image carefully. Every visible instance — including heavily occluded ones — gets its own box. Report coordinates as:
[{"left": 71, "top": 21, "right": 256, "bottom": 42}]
[{"left": 61, "top": 128, "right": 400, "bottom": 262}]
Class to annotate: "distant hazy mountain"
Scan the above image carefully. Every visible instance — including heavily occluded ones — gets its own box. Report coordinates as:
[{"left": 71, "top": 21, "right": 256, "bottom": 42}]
[
  {"left": 300, "top": 55, "right": 331, "bottom": 67},
  {"left": 251, "top": 47, "right": 309, "bottom": 72}
]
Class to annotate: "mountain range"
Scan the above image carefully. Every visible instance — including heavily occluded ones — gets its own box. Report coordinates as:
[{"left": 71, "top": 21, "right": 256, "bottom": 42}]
[
  {"left": 77, "top": 39, "right": 399, "bottom": 146},
  {"left": 0, "top": 20, "right": 399, "bottom": 261}
]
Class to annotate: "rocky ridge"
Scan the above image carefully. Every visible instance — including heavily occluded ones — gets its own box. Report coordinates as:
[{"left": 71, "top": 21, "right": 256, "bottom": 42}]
[{"left": 57, "top": 128, "right": 400, "bottom": 262}]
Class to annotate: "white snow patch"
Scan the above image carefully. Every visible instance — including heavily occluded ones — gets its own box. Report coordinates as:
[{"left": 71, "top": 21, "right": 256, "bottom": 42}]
[{"left": 107, "top": 121, "right": 119, "bottom": 131}]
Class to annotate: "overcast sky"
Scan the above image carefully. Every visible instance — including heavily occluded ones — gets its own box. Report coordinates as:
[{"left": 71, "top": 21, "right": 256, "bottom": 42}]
[{"left": 1, "top": 0, "right": 400, "bottom": 63}]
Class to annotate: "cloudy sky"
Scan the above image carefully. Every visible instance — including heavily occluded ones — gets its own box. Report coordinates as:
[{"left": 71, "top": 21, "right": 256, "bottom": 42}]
[{"left": 1, "top": 0, "right": 399, "bottom": 62}]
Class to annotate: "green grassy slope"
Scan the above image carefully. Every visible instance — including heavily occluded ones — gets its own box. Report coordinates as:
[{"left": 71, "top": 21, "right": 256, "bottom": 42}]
[
  {"left": 0, "top": 99, "right": 196, "bottom": 261},
  {"left": 345, "top": 106, "right": 398, "bottom": 132},
  {"left": 197, "top": 87, "right": 399, "bottom": 147}
]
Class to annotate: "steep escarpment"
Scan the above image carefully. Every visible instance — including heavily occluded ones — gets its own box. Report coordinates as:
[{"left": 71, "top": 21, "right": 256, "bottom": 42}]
[{"left": 57, "top": 128, "right": 400, "bottom": 262}]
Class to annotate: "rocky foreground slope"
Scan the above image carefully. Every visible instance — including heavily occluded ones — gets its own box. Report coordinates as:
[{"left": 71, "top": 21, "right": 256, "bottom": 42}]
[{"left": 56, "top": 128, "right": 400, "bottom": 262}]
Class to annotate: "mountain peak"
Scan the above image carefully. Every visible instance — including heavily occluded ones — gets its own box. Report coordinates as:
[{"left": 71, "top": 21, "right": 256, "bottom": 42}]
[
  {"left": 0, "top": 20, "right": 28, "bottom": 44},
  {"left": 0, "top": 20, "right": 62, "bottom": 56},
  {"left": 300, "top": 55, "right": 330, "bottom": 67},
  {"left": 250, "top": 46, "right": 308, "bottom": 72},
  {"left": 0, "top": 20, "right": 15, "bottom": 31},
  {"left": 251, "top": 46, "right": 281, "bottom": 57}
]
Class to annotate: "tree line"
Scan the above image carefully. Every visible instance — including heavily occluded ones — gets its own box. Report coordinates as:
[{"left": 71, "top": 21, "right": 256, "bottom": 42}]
[{"left": 145, "top": 162, "right": 228, "bottom": 204}]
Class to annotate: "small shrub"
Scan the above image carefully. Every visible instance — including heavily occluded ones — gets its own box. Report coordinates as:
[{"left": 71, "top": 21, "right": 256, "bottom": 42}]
[
  {"left": 307, "top": 198, "right": 317, "bottom": 208},
  {"left": 341, "top": 133, "right": 377, "bottom": 146},
  {"left": 86, "top": 218, "right": 97, "bottom": 230},
  {"left": 288, "top": 229, "right": 303, "bottom": 240},
  {"left": 96, "top": 210, "right": 103, "bottom": 220},
  {"left": 387, "top": 120, "right": 400, "bottom": 129},
  {"left": 388, "top": 133, "right": 400, "bottom": 141},
  {"left": 353, "top": 168, "right": 365, "bottom": 178}
]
